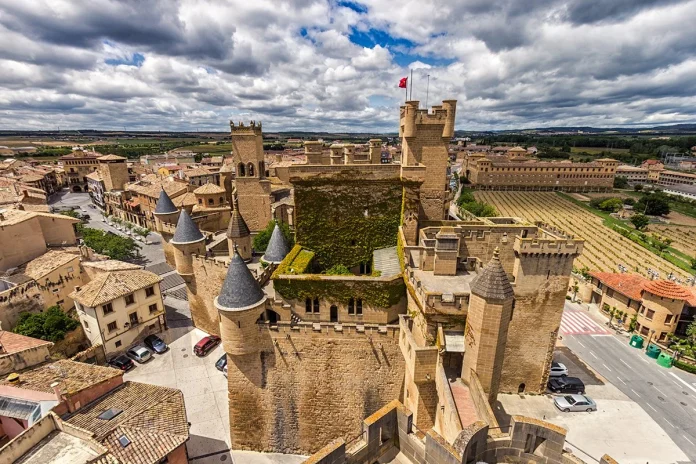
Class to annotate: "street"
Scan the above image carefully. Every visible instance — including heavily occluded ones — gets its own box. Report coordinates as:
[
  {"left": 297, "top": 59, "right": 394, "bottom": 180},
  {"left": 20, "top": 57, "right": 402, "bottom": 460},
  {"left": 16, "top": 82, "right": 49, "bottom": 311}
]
[{"left": 562, "top": 301, "right": 696, "bottom": 463}]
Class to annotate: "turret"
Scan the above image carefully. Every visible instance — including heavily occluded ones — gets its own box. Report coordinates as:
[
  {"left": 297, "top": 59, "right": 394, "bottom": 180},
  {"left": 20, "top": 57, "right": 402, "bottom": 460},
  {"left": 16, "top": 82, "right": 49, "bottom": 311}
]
[
  {"left": 170, "top": 209, "right": 206, "bottom": 280},
  {"left": 462, "top": 248, "right": 514, "bottom": 403},
  {"left": 343, "top": 144, "right": 355, "bottom": 164},
  {"left": 368, "top": 139, "right": 381, "bottom": 164},
  {"left": 261, "top": 223, "right": 290, "bottom": 264},
  {"left": 227, "top": 195, "right": 252, "bottom": 261},
  {"left": 304, "top": 141, "right": 323, "bottom": 165},
  {"left": 402, "top": 101, "right": 419, "bottom": 138},
  {"left": 152, "top": 188, "right": 179, "bottom": 234},
  {"left": 442, "top": 100, "right": 457, "bottom": 139},
  {"left": 215, "top": 248, "right": 268, "bottom": 355},
  {"left": 330, "top": 144, "right": 344, "bottom": 165}
]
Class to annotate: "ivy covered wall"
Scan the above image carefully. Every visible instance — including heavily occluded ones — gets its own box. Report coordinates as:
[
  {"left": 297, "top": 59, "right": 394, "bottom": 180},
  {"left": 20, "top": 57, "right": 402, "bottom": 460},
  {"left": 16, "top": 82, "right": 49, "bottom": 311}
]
[{"left": 293, "top": 176, "right": 408, "bottom": 269}]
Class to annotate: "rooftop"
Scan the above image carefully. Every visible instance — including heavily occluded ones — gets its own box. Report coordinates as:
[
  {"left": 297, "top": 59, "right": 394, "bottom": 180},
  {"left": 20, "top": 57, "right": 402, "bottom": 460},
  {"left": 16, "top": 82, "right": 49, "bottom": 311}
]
[
  {"left": 127, "top": 176, "right": 187, "bottom": 200},
  {"left": 81, "top": 260, "right": 143, "bottom": 273},
  {"left": 70, "top": 270, "right": 162, "bottom": 307},
  {"left": 643, "top": 279, "right": 692, "bottom": 300},
  {"left": 183, "top": 167, "right": 214, "bottom": 178},
  {"left": 14, "top": 429, "right": 103, "bottom": 464},
  {"left": 59, "top": 151, "right": 101, "bottom": 160},
  {"left": 262, "top": 224, "right": 290, "bottom": 264},
  {"left": 84, "top": 171, "right": 102, "bottom": 182},
  {"left": 171, "top": 209, "right": 204, "bottom": 244},
  {"left": 64, "top": 381, "right": 188, "bottom": 464},
  {"left": 0, "top": 209, "right": 80, "bottom": 227},
  {"left": 0, "top": 331, "right": 52, "bottom": 355},
  {"left": 590, "top": 271, "right": 649, "bottom": 301},
  {"left": 193, "top": 182, "right": 226, "bottom": 195},
  {"left": 97, "top": 155, "right": 127, "bottom": 162},
  {"left": 470, "top": 248, "right": 514, "bottom": 300},
  {"left": 216, "top": 251, "right": 266, "bottom": 311},
  {"left": 373, "top": 247, "right": 400, "bottom": 277},
  {"left": 23, "top": 250, "right": 79, "bottom": 280},
  {"left": 0, "top": 359, "right": 121, "bottom": 395},
  {"left": 153, "top": 188, "right": 177, "bottom": 215},
  {"left": 171, "top": 191, "right": 197, "bottom": 208}
]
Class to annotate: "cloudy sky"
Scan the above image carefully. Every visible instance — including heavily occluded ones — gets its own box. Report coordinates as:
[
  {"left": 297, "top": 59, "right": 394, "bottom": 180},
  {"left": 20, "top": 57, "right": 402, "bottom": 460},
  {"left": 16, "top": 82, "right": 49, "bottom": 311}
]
[{"left": 1, "top": 0, "right": 695, "bottom": 132}]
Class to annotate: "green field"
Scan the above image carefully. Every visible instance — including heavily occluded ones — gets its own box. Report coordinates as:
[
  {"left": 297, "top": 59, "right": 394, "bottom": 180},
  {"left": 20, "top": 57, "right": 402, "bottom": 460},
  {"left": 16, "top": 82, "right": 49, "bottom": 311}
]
[{"left": 570, "top": 146, "right": 630, "bottom": 154}]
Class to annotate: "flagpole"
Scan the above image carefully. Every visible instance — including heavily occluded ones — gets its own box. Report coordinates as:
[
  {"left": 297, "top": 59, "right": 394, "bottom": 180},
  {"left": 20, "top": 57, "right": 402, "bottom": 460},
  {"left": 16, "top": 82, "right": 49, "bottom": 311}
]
[
  {"left": 409, "top": 69, "right": 413, "bottom": 101},
  {"left": 425, "top": 74, "right": 430, "bottom": 108},
  {"left": 405, "top": 77, "right": 408, "bottom": 103}
]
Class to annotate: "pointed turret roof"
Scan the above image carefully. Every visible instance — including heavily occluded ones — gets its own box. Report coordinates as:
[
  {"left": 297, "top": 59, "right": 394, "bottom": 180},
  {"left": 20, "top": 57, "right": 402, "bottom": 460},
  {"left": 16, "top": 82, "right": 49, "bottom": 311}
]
[
  {"left": 154, "top": 188, "right": 177, "bottom": 215},
  {"left": 215, "top": 249, "right": 267, "bottom": 311},
  {"left": 171, "top": 209, "right": 204, "bottom": 244},
  {"left": 227, "top": 196, "right": 250, "bottom": 239},
  {"left": 470, "top": 248, "right": 514, "bottom": 300},
  {"left": 262, "top": 223, "right": 290, "bottom": 264}
]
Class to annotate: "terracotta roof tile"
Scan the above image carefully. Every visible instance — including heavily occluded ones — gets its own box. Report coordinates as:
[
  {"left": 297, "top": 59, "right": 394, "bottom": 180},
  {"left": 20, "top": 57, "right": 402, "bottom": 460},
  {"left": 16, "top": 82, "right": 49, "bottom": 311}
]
[
  {"left": 0, "top": 209, "right": 80, "bottom": 227},
  {"left": 82, "top": 260, "right": 143, "bottom": 272},
  {"left": 193, "top": 182, "right": 225, "bottom": 195},
  {"left": 0, "top": 359, "right": 121, "bottom": 394},
  {"left": 0, "top": 331, "right": 52, "bottom": 354},
  {"left": 23, "top": 250, "right": 79, "bottom": 279},
  {"left": 643, "top": 280, "right": 692, "bottom": 300},
  {"left": 589, "top": 272, "right": 649, "bottom": 301},
  {"left": 70, "top": 270, "right": 162, "bottom": 307}
]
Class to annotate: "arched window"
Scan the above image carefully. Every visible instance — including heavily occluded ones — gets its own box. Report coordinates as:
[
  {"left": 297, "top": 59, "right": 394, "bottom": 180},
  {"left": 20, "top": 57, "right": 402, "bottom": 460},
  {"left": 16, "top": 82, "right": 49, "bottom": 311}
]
[
  {"left": 198, "top": 198, "right": 202, "bottom": 205},
  {"left": 238, "top": 163, "right": 245, "bottom": 177},
  {"left": 219, "top": 197, "right": 224, "bottom": 204},
  {"left": 208, "top": 198, "right": 214, "bottom": 205},
  {"left": 248, "top": 163, "right": 255, "bottom": 177}
]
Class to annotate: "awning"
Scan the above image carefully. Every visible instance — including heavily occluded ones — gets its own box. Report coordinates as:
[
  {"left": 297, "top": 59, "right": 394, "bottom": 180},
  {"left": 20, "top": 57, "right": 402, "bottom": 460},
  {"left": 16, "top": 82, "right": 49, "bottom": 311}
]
[{"left": 443, "top": 331, "right": 465, "bottom": 353}]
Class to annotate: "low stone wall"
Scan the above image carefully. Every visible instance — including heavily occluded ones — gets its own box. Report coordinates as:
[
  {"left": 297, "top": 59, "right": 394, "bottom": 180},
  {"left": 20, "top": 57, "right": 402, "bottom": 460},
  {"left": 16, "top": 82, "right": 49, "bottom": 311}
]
[
  {"left": 467, "top": 369, "right": 500, "bottom": 432},
  {"left": 434, "top": 363, "right": 462, "bottom": 444},
  {"left": 0, "top": 343, "right": 52, "bottom": 376},
  {"left": 70, "top": 343, "right": 106, "bottom": 365}
]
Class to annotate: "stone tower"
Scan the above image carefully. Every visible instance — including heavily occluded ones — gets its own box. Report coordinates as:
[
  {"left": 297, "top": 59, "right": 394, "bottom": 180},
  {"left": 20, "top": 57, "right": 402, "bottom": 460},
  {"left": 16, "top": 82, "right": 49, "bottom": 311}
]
[
  {"left": 170, "top": 209, "right": 206, "bottom": 282},
  {"left": 261, "top": 223, "right": 290, "bottom": 264},
  {"left": 97, "top": 154, "right": 129, "bottom": 191},
  {"left": 153, "top": 188, "right": 180, "bottom": 265},
  {"left": 399, "top": 100, "right": 457, "bottom": 221},
  {"left": 230, "top": 121, "right": 272, "bottom": 232},
  {"left": 227, "top": 195, "right": 252, "bottom": 262},
  {"left": 216, "top": 248, "right": 268, "bottom": 355},
  {"left": 462, "top": 247, "right": 514, "bottom": 404},
  {"left": 368, "top": 139, "right": 381, "bottom": 163}
]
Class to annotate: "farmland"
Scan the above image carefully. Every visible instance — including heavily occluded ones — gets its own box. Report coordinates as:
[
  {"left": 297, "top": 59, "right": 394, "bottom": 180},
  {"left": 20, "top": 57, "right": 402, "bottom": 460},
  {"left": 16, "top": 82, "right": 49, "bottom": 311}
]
[
  {"left": 648, "top": 225, "right": 696, "bottom": 257},
  {"left": 475, "top": 191, "right": 691, "bottom": 279}
]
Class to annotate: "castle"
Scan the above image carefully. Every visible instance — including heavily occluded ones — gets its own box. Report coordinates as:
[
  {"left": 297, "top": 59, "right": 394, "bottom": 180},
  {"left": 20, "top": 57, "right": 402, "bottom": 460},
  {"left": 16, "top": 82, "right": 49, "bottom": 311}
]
[{"left": 155, "top": 101, "right": 618, "bottom": 463}]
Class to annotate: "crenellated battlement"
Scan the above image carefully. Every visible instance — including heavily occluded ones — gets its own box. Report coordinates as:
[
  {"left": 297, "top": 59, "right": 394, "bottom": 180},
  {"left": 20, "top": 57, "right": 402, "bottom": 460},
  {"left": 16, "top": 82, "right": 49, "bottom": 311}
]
[
  {"left": 399, "top": 100, "right": 457, "bottom": 139},
  {"left": 230, "top": 120, "right": 263, "bottom": 135},
  {"left": 513, "top": 236, "right": 584, "bottom": 256}
]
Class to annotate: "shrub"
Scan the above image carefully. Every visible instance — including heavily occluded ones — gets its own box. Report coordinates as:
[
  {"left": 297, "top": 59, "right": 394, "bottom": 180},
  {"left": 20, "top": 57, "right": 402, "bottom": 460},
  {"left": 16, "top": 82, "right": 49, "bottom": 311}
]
[
  {"left": 13, "top": 306, "right": 79, "bottom": 342},
  {"left": 565, "top": 295, "right": 572, "bottom": 300},
  {"left": 674, "top": 359, "right": 696, "bottom": 374},
  {"left": 81, "top": 227, "right": 141, "bottom": 260},
  {"left": 325, "top": 264, "right": 353, "bottom": 275}
]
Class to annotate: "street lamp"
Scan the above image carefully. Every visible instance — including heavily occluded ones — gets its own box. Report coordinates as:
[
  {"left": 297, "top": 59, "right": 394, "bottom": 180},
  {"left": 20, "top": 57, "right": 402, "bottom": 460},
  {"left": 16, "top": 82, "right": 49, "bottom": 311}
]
[{"left": 645, "top": 328, "right": 656, "bottom": 351}]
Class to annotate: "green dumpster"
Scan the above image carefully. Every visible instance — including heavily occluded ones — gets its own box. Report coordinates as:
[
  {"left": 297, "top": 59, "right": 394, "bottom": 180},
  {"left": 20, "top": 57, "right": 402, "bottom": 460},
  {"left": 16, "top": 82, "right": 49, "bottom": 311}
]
[
  {"left": 646, "top": 344, "right": 661, "bottom": 359},
  {"left": 629, "top": 334, "right": 644, "bottom": 349},
  {"left": 657, "top": 352, "right": 673, "bottom": 368}
]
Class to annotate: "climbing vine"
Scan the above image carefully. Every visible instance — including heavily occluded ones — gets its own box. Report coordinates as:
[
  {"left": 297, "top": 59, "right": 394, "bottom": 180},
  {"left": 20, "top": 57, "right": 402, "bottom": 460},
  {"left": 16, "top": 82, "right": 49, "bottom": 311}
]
[{"left": 273, "top": 275, "right": 405, "bottom": 308}]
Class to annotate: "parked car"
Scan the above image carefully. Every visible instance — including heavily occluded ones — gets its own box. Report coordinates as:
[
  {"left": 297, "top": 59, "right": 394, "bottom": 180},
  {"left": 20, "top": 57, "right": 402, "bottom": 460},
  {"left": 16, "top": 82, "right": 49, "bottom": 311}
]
[
  {"left": 108, "top": 355, "right": 135, "bottom": 371},
  {"left": 126, "top": 345, "right": 152, "bottom": 364},
  {"left": 194, "top": 335, "right": 221, "bottom": 357},
  {"left": 549, "top": 361, "right": 568, "bottom": 377},
  {"left": 548, "top": 376, "right": 585, "bottom": 394},
  {"left": 215, "top": 354, "right": 227, "bottom": 371},
  {"left": 81, "top": 214, "right": 91, "bottom": 220},
  {"left": 144, "top": 334, "right": 168, "bottom": 354},
  {"left": 554, "top": 394, "right": 597, "bottom": 412}
]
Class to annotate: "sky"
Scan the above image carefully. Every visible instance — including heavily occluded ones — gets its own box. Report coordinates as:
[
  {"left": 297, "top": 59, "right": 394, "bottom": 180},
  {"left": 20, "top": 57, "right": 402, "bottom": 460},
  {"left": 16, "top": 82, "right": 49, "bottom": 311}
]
[{"left": 1, "top": 0, "right": 696, "bottom": 132}]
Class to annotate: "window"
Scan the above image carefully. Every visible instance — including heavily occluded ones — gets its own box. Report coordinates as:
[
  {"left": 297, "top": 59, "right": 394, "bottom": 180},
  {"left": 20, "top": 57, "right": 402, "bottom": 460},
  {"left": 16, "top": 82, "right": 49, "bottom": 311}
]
[
  {"left": 198, "top": 198, "right": 202, "bottom": 204},
  {"left": 115, "top": 340, "right": 122, "bottom": 348},
  {"left": 305, "top": 298, "right": 312, "bottom": 313},
  {"left": 145, "top": 286, "right": 155, "bottom": 297},
  {"left": 646, "top": 309, "right": 655, "bottom": 320},
  {"left": 124, "top": 294, "right": 135, "bottom": 306},
  {"left": 665, "top": 314, "right": 674, "bottom": 324},
  {"left": 107, "top": 321, "right": 118, "bottom": 332},
  {"left": 149, "top": 303, "right": 158, "bottom": 314},
  {"left": 248, "top": 163, "right": 255, "bottom": 177},
  {"left": 313, "top": 297, "right": 320, "bottom": 313},
  {"left": 238, "top": 163, "right": 245, "bottom": 176},
  {"left": 208, "top": 198, "right": 214, "bottom": 205},
  {"left": 348, "top": 298, "right": 355, "bottom": 315},
  {"left": 83, "top": 320, "right": 89, "bottom": 331},
  {"left": 356, "top": 299, "right": 363, "bottom": 315},
  {"left": 103, "top": 303, "right": 114, "bottom": 315},
  {"left": 98, "top": 408, "right": 123, "bottom": 421}
]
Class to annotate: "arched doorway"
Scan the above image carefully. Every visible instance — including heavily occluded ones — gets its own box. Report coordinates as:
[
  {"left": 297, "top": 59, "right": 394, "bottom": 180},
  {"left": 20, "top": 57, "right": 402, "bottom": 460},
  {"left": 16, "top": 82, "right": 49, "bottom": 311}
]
[
  {"left": 257, "top": 309, "right": 280, "bottom": 324},
  {"left": 72, "top": 185, "right": 82, "bottom": 192},
  {"left": 518, "top": 383, "right": 526, "bottom": 393}
]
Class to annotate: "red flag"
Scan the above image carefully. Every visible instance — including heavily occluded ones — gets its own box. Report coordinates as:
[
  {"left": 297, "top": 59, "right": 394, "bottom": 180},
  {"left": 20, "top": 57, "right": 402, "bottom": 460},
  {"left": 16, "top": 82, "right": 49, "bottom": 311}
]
[{"left": 398, "top": 77, "right": 408, "bottom": 88}]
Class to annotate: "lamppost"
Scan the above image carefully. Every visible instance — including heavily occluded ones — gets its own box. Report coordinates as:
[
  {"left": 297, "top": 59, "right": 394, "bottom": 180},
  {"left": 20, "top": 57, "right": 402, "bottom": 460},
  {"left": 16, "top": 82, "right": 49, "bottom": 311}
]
[{"left": 646, "top": 328, "right": 656, "bottom": 351}]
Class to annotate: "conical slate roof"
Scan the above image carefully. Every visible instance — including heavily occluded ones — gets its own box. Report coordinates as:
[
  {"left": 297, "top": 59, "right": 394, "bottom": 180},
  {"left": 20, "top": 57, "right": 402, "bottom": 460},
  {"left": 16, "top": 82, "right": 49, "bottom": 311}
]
[
  {"left": 227, "top": 196, "right": 250, "bottom": 239},
  {"left": 171, "top": 209, "right": 204, "bottom": 244},
  {"left": 215, "top": 249, "right": 266, "bottom": 311},
  {"left": 154, "top": 188, "right": 177, "bottom": 215},
  {"left": 262, "top": 223, "right": 290, "bottom": 264},
  {"left": 470, "top": 248, "right": 514, "bottom": 300}
]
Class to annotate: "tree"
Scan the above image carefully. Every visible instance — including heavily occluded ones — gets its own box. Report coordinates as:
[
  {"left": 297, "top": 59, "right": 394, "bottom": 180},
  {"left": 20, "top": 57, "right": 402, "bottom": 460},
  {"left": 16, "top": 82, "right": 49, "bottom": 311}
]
[
  {"left": 634, "top": 184, "right": 643, "bottom": 192},
  {"left": 598, "top": 198, "right": 624, "bottom": 212},
  {"left": 613, "top": 176, "right": 629, "bottom": 189},
  {"left": 13, "top": 306, "right": 79, "bottom": 342},
  {"left": 686, "top": 320, "right": 696, "bottom": 346},
  {"left": 623, "top": 198, "right": 635, "bottom": 206},
  {"left": 608, "top": 307, "right": 616, "bottom": 326},
  {"left": 636, "top": 193, "right": 670, "bottom": 216},
  {"left": 690, "top": 257, "right": 696, "bottom": 270},
  {"left": 572, "top": 282, "right": 580, "bottom": 302},
  {"left": 253, "top": 220, "right": 295, "bottom": 252},
  {"left": 80, "top": 227, "right": 141, "bottom": 260},
  {"left": 630, "top": 214, "right": 650, "bottom": 231}
]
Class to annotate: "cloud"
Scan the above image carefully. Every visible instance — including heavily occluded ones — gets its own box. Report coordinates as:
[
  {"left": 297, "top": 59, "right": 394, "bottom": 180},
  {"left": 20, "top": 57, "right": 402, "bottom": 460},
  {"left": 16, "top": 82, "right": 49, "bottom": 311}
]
[{"left": 0, "top": 0, "right": 695, "bottom": 131}]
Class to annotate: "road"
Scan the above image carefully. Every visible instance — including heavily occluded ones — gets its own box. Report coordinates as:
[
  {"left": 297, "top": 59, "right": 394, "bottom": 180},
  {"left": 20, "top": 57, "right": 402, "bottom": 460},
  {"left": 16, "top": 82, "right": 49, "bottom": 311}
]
[{"left": 561, "top": 301, "right": 696, "bottom": 462}]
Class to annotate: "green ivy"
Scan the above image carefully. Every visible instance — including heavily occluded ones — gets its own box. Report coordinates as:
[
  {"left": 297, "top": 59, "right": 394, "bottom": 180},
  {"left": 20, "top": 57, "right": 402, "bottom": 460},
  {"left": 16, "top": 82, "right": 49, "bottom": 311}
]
[{"left": 273, "top": 275, "right": 405, "bottom": 308}]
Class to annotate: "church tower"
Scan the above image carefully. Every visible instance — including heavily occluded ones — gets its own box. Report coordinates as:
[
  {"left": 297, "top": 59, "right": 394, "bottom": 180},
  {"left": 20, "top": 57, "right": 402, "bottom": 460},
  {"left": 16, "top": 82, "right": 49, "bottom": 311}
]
[
  {"left": 227, "top": 195, "right": 252, "bottom": 262},
  {"left": 462, "top": 247, "right": 514, "bottom": 404},
  {"left": 170, "top": 209, "right": 206, "bottom": 282},
  {"left": 230, "top": 121, "right": 272, "bottom": 232}
]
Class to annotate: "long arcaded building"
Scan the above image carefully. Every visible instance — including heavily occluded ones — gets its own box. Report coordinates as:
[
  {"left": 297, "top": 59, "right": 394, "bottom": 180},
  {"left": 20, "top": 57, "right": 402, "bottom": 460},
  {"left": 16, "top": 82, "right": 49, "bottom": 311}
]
[{"left": 463, "top": 152, "right": 618, "bottom": 192}]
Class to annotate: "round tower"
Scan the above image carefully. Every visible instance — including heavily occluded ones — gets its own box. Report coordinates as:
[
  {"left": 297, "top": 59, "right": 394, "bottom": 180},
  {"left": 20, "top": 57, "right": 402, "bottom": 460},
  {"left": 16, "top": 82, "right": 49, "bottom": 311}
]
[
  {"left": 227, "top": 195, "right": 252, "bottom": 261},
  {"left": 152, "top": 188, "right": 180, "bottom": 235},
  {"left": 261, "top": 223, "right": 290, "bottom": 264},
  {"left": 170, "top": 208, "right": 206, "bottom": 280},
  {"left": 215, "top": 248, "right": 268, "bottom": 355},
  {"left": 462, "top": 247, "right": 514, "bottom": 404},
  {"left": 194, "top": 182, "right": 227, "bottom": 209}
]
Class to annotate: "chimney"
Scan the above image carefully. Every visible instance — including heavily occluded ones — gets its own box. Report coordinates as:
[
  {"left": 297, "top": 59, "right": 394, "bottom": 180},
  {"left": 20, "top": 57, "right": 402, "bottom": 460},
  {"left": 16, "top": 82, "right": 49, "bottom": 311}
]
[{"left": 50, "top": 381, "right": 62, "bottom": 401}]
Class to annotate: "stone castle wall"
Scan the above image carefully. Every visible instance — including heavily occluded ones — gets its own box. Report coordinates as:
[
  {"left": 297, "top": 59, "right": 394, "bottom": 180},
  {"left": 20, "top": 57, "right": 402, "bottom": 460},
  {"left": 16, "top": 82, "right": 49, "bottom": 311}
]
[
  {"left": 226, "top": 322, "right": 405, "bottom": 454},
  {"left": 186, "top": 257, "right": 230, "bottom": 336},
  {"left": 236, "top": 177, "right": 272, "bottom": 232}
]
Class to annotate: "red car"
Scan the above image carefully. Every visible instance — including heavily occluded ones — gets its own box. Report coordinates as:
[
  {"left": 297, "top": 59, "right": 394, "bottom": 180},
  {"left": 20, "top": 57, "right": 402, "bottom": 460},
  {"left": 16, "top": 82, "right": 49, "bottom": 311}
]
[{"left": 194, "top": 335, "right": 221, "bottom": 357}]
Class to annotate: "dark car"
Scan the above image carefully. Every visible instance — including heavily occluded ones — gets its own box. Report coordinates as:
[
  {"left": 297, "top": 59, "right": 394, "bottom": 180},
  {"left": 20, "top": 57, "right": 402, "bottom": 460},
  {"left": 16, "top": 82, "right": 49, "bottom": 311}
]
[
  {"left": 194, "top": 335, "right": 221, "bottom": 357},
  {"left": 215, "top": 354, "right": 227, "bottom": 371},
  {"left": 548, "top": 376, "right": 585, "bottom": 394},
  {"left": 108, "top": 355, "right": 135, "bottom": 371},
  {"left": 81, "top": 214, "right": 91, "bottom": 220},
  {"left": 144, "top": 334, "right": 168, "bottom": 354}
]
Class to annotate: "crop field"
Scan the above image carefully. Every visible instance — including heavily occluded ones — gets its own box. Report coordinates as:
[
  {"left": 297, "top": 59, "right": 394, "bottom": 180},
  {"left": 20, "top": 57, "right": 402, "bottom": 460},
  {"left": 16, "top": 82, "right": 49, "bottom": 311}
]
[
  {"left": 648, "top": 225, "right": 696, "bottom": 257},
  {"left": 475, "top": 191, "right": 690, "bottom": 279}
]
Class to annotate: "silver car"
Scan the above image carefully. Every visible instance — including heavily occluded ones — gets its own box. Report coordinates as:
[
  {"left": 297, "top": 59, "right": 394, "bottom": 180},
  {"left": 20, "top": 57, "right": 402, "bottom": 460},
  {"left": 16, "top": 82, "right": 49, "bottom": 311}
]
[
  {"left": 549, "top": 361, "right": 568, "bottom": 377},
  {"left": 126, "top": 345, "right": 152, "bottom": 364},
  {"left": 554, "top": 394, "right": 597, "bottom": 412}
]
